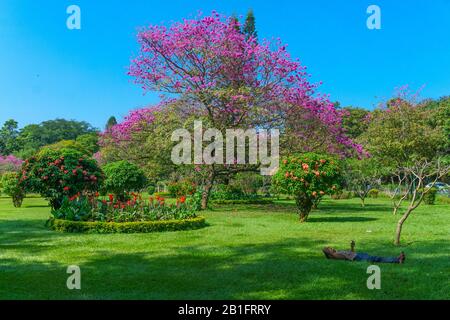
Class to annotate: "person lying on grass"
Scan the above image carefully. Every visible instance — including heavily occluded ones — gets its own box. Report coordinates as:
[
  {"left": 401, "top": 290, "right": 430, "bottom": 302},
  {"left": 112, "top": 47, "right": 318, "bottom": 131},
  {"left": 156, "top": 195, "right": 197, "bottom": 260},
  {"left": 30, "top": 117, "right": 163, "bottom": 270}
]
[{"left": 323, "top": 241, "right": 405, "bottom": 264}]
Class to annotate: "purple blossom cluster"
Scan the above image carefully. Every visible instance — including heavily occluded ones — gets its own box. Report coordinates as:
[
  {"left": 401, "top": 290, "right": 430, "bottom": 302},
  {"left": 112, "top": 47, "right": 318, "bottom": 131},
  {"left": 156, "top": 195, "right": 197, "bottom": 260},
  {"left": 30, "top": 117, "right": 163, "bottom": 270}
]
[{"left": 0, "top": 155, "right": 23, "bottom": 173}]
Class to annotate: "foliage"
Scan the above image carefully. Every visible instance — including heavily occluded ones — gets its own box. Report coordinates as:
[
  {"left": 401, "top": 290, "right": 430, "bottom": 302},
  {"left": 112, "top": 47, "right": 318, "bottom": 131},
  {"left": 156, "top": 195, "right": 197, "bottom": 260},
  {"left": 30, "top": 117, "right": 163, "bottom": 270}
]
[
  {"left": 211, "top": 184, "right": 246, "bottom": 200},
  {"left": 0, "top": 119, "right": 20, "bottom": 155},
  {"left": 0, "top": 155, "right": 23, "bottom": 174},
  {"left": 102, "top": 161, "right": 148, "bottom": 200},
  {"left": 128, "top": 11, "right": 360, "bottom": 208},
  {"left": 167, "top": 179, "right": 197, "bottom": 197},
  {"left": 51, "top": 193, "right": 197, "bottom": 223},
  {"left": 19, "top": 148, "right": 104, "bottom": 209},
  {"left": 147, "top": 184, "right": 156, "bottom": 195},
  {"left": 230, "top": 172, "right": 264, "bottom": 195},
  {"left": 105, "top": 116, "right": 118, "bottom": 131},
  {"left": 40, "top": 140, "right": 91, "bottom": 155},
  {"left": 361, "top": 91, "right": 447, "bottom": 167},
  {"left": 1, "top": 172, "right": 25, "bottom": 207},
  {"left": 330, "top": 190, "right": 354, "bottom": 200},
  {"left": 421, "top": 187, "right": 437, "bottom": 205},
  {"left": 243, "top": 9, "right": 257, "bottom": 40},
  {"left": 361, "top": 88, "right": 449, "bottom": 245},
  {"left": 367, "top": 189, "right": 379, "bottom": 198},
  {"left": 341, "top": 106, "right": 370, "bottom": 139},
  {"left": 99, "top": 102, "right": 185, "bottom": 183},
  {"left": 47, "top": 216, "right": 206, "bottom": 234},
  {"left": 272, "top": 153, "right": 342, "bottom": 222},
  {"left": 75, "top": 133, "right": 100, "bottom": 155},
  {"left": 17, "top": 119, "right": 97, "bottom": 157},
  {"left": 343, "top": 157, "right": 382, "bottom": 206}
]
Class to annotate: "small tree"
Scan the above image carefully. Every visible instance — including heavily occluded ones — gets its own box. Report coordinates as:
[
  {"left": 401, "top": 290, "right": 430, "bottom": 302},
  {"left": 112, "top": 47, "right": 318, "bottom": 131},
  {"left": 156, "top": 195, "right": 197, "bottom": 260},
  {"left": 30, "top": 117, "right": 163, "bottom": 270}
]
[
  {"left": 273, "top": 153, "right": 342, "bottom": 222},
  {"left": 102, "top": 161, "right": 148, "bottom": 201},
  {"left": 362, "top": 88, "right": 449, "bottom": 245},
  {"left": 20, "top": 148, "right": 104, "bottom": 209},
  {"left": 1, "top": 172, "right": 25, "bottom": 207},
  {"left": 344, "top": 158, "right": 382, "bottom": 207},
  {"left": 393, "top": 159, "right": 449, "bottom": 245}
]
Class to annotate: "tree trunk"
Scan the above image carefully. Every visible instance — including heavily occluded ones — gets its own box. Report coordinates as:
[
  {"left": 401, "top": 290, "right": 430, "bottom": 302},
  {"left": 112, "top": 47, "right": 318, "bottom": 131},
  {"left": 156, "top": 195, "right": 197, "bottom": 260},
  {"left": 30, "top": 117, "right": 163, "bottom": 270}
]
[
  {"left": 393, "top": 205, "right": 398, "bottom": 215},
  {"left": 201, "top": 170, "right": 216, "bottom": 210},
  {"left": 360, "top": 197, "right": 365, "bottom": 207},
  {"left": 395, "top": 207, "right": 412, "bottom": 246},
  {"left": 296, "top": 193, "right": 313, "bottom": 223}
]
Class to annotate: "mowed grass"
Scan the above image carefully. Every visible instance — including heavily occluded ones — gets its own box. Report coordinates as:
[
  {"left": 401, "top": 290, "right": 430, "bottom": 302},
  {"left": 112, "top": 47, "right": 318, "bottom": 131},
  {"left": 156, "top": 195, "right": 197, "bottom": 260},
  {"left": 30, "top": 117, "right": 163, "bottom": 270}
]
[{"left": 0, "top": 195, "right": 449, "bottom": 300}]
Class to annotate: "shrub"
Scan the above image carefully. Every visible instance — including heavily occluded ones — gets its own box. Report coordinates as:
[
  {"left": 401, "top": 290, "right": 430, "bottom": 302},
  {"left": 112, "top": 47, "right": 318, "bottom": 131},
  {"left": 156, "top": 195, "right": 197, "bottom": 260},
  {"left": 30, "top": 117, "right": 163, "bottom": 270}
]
[
  {"left": 19, "top": 148, "right": 103, "bottom": 209},
  {"left": 272, "top": 153, "right": 342, "bottom": 222},
  {"left": 231, "top": 173, "right": 264, "bottom": 195},
  {"left": 102, "top": 161, "right": 147, "bottom": 201},
  {"left": 167, "top": 179, "right": 196, "bottom": 197},
  {"left": 47, "top": 216, "right": 206, "bottom": 233},
  {"left": 1, "top": 172, "right": 25, "bottom": 207},
  {"left": 437, "top": 196, "right": 450, "bottom": 205},
  {"left": 367, "top": 189, "right": 379, "bottom": 198},
  {"left": 421, "top": 187, "right": 438, "bottom": 205},
  {"left": 211, "top": 184, "right": 260, "bottom": 201}
]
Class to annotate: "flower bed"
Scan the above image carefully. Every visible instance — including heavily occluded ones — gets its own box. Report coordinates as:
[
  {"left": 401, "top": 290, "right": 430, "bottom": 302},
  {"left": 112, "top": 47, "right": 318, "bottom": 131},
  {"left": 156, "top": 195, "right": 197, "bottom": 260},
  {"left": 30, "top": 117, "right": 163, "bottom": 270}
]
[
  {"left": 47, "top": 192, "right": 205, "bottom": 233},
  {"left": 47, "top": 216, "right": 206, "bottom": 234}
]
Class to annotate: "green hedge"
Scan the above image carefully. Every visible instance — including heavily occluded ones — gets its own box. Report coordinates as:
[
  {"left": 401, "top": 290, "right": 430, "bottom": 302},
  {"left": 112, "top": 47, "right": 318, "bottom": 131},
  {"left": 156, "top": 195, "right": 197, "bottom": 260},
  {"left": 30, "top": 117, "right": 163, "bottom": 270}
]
[
  {"left": 47, "top": 216, "right": 206, "bottom": 234},
  {"left": 211, "top": 199, "right": 274, "bottom": 205}
]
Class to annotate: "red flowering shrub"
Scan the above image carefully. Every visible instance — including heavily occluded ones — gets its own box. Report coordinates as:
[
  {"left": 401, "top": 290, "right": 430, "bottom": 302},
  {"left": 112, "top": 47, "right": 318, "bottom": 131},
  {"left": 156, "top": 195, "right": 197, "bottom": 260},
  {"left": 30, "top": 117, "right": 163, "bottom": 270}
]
[
  {"left": 19, "top": 148, "right": 104, "bottom": 209},
  {"left": 272, "top": 153, "right": 343, "bottom": 222}
]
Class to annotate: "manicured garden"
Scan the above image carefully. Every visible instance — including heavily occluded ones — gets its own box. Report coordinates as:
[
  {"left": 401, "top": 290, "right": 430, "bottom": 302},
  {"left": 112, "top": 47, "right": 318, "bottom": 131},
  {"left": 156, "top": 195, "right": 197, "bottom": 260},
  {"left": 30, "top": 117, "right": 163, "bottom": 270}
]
[
  {"left": 1, "top": 10, "right": 449, "bottom": 302},
  {"left": 1, "top": 195, "right": 448, "bottom": 300}
]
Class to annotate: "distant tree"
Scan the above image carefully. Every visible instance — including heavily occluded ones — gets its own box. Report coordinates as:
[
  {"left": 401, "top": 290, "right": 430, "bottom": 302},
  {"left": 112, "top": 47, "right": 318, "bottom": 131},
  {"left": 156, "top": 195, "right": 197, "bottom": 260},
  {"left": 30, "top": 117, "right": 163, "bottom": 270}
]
[
  {"left": 243, "top": 9, "right": 257, "bottom": 40},
  {"left": 105, "top": 116, "right": 118, "bottom": 131},
  {"left": 230, "top": 14, "right": 241, "bottom": 33},
  {"left": 76, "top": 133, "right": 100, "bottom": 154},
  {"left": 0, "top": 119, "right": 21, "bottom": 155},
  {"left": 344, "top": 157, "right": 383, "bottom": 207},
  {"left": 341, "top": 107, "right": 370, "bottom": 139},
  {"left": 17, "top": 119, "right": 97, "bottom": 155},
  {"left": 422, "top": 96, "right": 450, "bottom": 154}
]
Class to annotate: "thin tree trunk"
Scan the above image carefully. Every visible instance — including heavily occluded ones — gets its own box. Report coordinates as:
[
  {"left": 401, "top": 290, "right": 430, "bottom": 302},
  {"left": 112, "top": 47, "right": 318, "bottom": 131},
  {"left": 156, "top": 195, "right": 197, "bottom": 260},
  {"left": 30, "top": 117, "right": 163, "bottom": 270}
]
[
  {"left": 201, "top": 170, "right": 216, "bottom": 210},
  {"left": 395, "top": 207, "right": 412, "bottom": 246}
]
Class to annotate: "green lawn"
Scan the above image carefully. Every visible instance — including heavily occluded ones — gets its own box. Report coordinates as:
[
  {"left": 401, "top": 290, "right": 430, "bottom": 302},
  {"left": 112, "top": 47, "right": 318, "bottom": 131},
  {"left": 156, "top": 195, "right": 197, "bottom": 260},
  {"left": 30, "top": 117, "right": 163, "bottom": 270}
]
[{"left": 0, "top": 195, "right": 449, "bottom": 300}]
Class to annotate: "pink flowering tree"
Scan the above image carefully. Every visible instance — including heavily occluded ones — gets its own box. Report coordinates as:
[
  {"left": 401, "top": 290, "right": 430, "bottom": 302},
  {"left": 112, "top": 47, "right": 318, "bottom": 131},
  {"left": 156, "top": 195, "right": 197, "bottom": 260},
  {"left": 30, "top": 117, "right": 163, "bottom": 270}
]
[
  {"left": 99, "top": 101, "right": 189, "bottom": 183},
  {"left": 128, "top": 12, "right": 359, "bottom": 209},
  {"left": 0, "top": 155, "right": 24, "bottom": 174}
]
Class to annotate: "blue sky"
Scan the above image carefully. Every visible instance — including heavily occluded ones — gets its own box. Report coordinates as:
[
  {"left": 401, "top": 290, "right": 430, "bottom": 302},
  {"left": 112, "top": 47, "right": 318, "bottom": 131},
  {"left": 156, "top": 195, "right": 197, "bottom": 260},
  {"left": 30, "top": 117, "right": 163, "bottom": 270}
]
[{"left": 1, "top": 0, "right": 449, "bottom": 130}]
